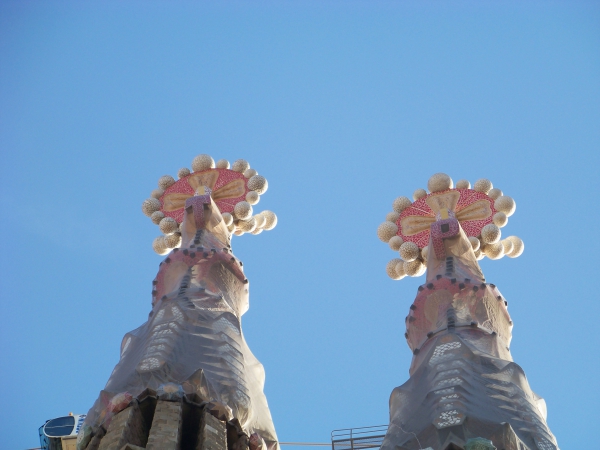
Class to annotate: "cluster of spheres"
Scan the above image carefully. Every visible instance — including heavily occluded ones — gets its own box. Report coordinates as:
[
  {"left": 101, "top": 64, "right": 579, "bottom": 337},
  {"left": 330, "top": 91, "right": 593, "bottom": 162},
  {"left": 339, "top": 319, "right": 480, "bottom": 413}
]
[
  {"left": 378, "top": 173, "right": 524, "bottom": 280},
  {"left": 141, "top": 154, "right": 277, "bottom": 255}
]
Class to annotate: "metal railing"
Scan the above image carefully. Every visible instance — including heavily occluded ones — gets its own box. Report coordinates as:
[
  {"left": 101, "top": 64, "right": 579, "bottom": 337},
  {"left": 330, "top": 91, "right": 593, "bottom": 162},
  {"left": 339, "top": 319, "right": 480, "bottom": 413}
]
[{"left": 331, "top": 425, "right": 388, "bottom": 450}]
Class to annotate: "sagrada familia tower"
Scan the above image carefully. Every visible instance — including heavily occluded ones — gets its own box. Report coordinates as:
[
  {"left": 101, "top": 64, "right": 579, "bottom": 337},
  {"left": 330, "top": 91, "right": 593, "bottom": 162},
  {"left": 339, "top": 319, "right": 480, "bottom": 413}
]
[
  {"left": 74, "top": 161, "right": 558, "bottom": 450},
  {"left": 376, "top": 173, "right": 559, "bottom": 450},
  {"left": 77, "top": 155, "right": 279, "bottom": 450}
]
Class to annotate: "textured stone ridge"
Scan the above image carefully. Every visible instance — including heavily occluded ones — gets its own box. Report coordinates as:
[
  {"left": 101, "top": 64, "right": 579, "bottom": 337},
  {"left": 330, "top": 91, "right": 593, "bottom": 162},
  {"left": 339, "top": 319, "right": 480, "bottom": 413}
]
[
  {"left": 146, "top": 400, "right": 184, "bottom": 450},
  {"left": 83, "top": 396, "right": 238, "bottom": 450},
  {"left": 98, "top": 403, "right": 149, "bottom": 450}
]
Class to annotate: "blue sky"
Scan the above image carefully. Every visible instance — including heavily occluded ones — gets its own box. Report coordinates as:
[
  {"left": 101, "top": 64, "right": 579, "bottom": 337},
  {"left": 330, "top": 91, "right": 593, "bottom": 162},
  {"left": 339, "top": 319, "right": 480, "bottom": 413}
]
[{"left": 1, "top": 1, "right": 599, "bottom": 449}]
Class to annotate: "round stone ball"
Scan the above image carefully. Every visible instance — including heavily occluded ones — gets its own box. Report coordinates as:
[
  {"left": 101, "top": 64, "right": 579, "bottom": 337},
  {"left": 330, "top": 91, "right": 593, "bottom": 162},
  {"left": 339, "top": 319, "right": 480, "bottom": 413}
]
[
  {"left": 244, "top": 168, "right": 258, "bottom": 179},
  {"left": 421, "top": 245, "right": 430, "bottom": 262},
  {"left": 456, "top": 179, "right": 471, "bottom": 189},
  {"left": 251, "top": 228, "right": 263, "bottom": 235},
  {"left": 159, "top": 217, "right": 179, "bottom": 234},
  {"left": 404, "top": 259, "right": 424, "bottom": 277},
  {"left": 152, "top": 236, "right": 169, "bottom": 255},
  {"left": 237, "top": 217, "right": 257, "bottom": 233},
  {"left": 474, "top": 249, "right": 484, "bottom": 260},
  {"left": 481, "top": 223, "right": 501, "bottom": 244},
  {"left": 151, "top": 211, "right": 165, "bottom": 224},
  {"left": 468, "top": 236, "right": 481, "bottom": 251},
  {"left": 233, "top": 201, "right": 253, "bottom": 220},
  {"left": 386, "top": 211, "right": 400, "bottom": 223},
  {"left": 262, "top": 210, "right": 278, "bottom": 230},
  {"left": 482, "top": 242, "right": 505, "bottom": 260},
  {"left": 493, "top": 212, "right": 508, "bottom": 228},
  {"left": 222, "top": 212, "right": 234, "bottom": 226},
  {"left": 377, "top": 221, "right": 399, "bottom": 243},
  {"left": 246, "top": 191, "right": 260, "bottom": 205},
  {"left": 216, "top": 159, "right": 230, "bottom": 169},
  {"left": 413, "top": 188, "right": 428, "bottom": 201},
  {"left": 164, "top": 233, "right": 182, "bottom": 248},
  {"left": 395, "top": 261, "right": 407, "bottom": 279},
  {"left": 247, "top": 175, "right": 268, "bottom": 194},
  {"left": 501, "top": 238, "right": 514, "bottom": 256},
  {"left": 488, "top": 188, "right": 503, "bottom": 200},
  {"left": 151, "top": 189, "right": 164, "bottom": 199},
  {"left": 386, "top": 258, "right": 404, "bottom": 280},
  {"left": 428, "top": 173, "right": 453, "bottom": 193},
  {"left": 392, "top": 196, "right": 412, "bottom": 213},
  {"left": 494, "top": 196, "right": 516, "bottom": 217},
  {"left": 158, "top": 175, "right": 176, "bottom": 190},
  {"left": 388, "top": 235, "right": 404, "bottom": 251},
  {"left": 473, "top": 178, "right": 493, "bottom": 194},
  {"left": 177, "top": 168, "right": 191, "bottom": 179},
  {"left": 142, "top": 198, "right": 161, "bottom": 217},
  {"left": 232, "top": 159, "right": 250, "bottom": 173},
  {"left": 191, "top": 154, "right": 215, "bottom": 172},
  {"left": 505, "top": 236, "right": 524, "bottom": 258},
  {"left": 399, "top": 241, "right": 420, "bottom": 262},
  {"left": 254, "top": 213, "right": 267, "bottom": 229}
]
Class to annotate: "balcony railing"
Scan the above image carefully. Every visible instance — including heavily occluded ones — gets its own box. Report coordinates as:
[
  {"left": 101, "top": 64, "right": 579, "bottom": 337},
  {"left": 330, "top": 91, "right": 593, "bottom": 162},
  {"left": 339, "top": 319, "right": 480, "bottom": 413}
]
[{"left": 331, "top": 425, "right": 388, "bottom": 450}]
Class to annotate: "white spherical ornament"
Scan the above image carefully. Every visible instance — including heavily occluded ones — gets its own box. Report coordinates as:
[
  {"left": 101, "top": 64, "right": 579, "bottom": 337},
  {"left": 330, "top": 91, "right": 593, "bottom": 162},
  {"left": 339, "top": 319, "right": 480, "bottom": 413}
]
[
  {"left": 164, "top": 233, "right": 182, "bottom": 248},
  {"left": 244, "top": 168, "right": 258, "bottom": 178},
  {"left": 404, "top": 259, "right": 424, "bottom": 277},
  {"left": 474, "top": 249, "right": 485, "bottom": 260},
  {"left": 232, "top": 159, "right": 250, "bottom": 173},
  {"left": 481, "top": 223, "right": 501, "bottom": 244},
  {"left": 482, "top": 242, "right": 504, "bottom": 260},
  {"left": 377, "top": 221, "right": 398, "bottom": 243},
  {"left": 388, "top": 235, "right": 404, "bottom": 251},
  {"left": 488, "top": 188, "right": 503, "bottom": 200},
  {"left": 413, "top": 188, "right": 427, "bottom": 201},
  {"left": 456, "top": 179, "right": 471, "bottom": 189},
  {"left": 234, "top": 229, "right": 244, "bottom": 236},
  {"left": 152, "top": 236, "right": 169, "bottom": 255},
  {"left": 151, "top": 211, "right": 165, "bottom": 224},
  {"left": 494, "top": 196, "right": 516, "bottom": 217},
  {"left": 493, "top": 212, "right": 508, "bottom": 228},
  {"left": 237, "top": 217, "right": 257, "bottom": 233},
  {"left": 151, "top": 189, "right": 164, "bottom": 199},
  {"left": 505, "top": 236, "right": 524, "bottom": 258},
  {"left": 233, "top": 201, "right": 253, "bottom": 220},
  {"left": 159, "top": 217, "right": 179, "bottom": 234},
  {"left": 251, "top": 228, "right": 263, "bottom": 235},
  {"left": 158, "top": 175, "right": 176, "bottom": 190},
  {"left": 262, "top": 210, "right": 278, "bottom": 230},
  {"left": 427, "top": 173, "right": 453, "bottom": 193},
  {"left": 227, "top": 221, "right": 236, "bottom": 233},
  {"left": 416, "top": 261, "right": 427, "bottom": 276},
  {"left": 246, "top": 191, "right": 260, "bottom": 205},
  {"left": 254, "top": 214, "right": 266, "bottom": 229},
  {"left": 501, "top": 238, "right": 514, "bottom": 256},
  {"left": 395, "top": 261, "right": 407, "bottom": 279},
  {"left": 468, "top": 236, "right": 481, "bottom": 251},
  {"left": 191, "top": 154, "right": 215, "bottom": 172},
  {"left": 386, "top": 211, "right": 400, "bottom": 223},
  {"left": 399, "top": 241, "right": 420, "bottom": 262},
  {"left": 142, "top": 198, "right": 161, "bottom": 216},
  {"left": 392, "top": 196, "right": 412, "bottom": 213},
  {"left": 386, "top": 258, "right": 404, "bottom": 280},
  {"left": 216, "top": 159, "right": 230, "bottom": 169},
  {"left": 247, "top": 175, "right": 268, "bottom": 194},
  {"left": 222, "top": 212, "right": 234, "bottom": 226},
  {"left": 473, "top": 178, "right": 493, "bottom": 194},
  {"left": 421, "top": 245, "right": 429, "bottom": 263},
  {"left": 177, "top": 168, "right": 191, "bottom": 179}
]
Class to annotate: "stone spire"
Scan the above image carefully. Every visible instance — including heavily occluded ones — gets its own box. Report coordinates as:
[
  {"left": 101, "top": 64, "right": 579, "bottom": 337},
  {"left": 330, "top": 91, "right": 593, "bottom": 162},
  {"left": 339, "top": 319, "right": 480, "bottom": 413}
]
[{"left": 377, "top": 174, "right": 558, "bottom": 450}]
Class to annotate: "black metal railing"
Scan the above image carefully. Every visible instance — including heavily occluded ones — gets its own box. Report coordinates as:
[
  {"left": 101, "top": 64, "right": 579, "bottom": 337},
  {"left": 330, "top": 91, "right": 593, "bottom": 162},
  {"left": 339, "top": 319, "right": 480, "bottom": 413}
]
[{"left": 331, "top": 425, "right": 388, "bottom": 450}]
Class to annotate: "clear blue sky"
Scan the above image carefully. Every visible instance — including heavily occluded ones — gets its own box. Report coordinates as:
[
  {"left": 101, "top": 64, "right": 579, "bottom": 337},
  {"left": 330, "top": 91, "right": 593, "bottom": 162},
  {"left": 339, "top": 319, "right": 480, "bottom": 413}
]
[{"left": 1, "top": 2, "right": 599, "bottom": 449}]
